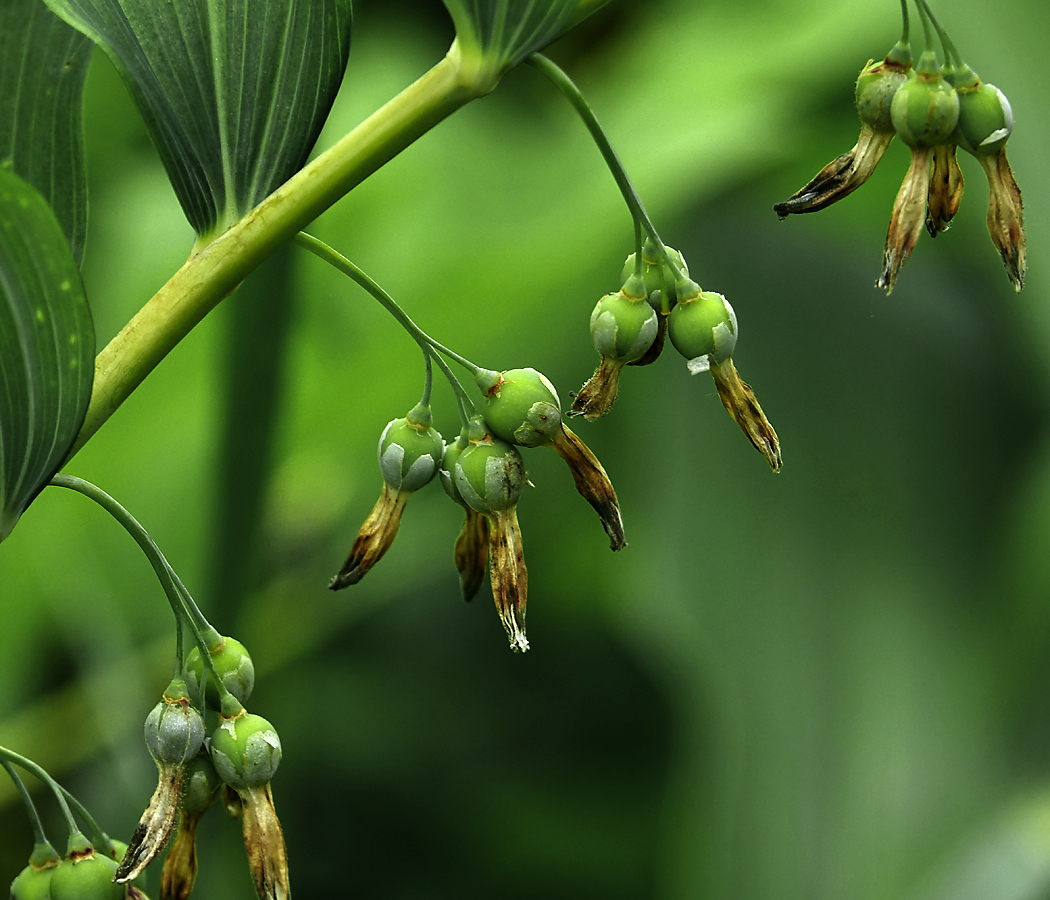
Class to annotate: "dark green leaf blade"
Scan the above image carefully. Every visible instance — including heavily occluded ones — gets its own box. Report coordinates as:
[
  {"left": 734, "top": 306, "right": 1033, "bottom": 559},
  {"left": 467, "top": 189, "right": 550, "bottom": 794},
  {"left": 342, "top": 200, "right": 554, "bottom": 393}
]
[
  {"left": 0, "top": 168, "right": 95, "bottom": 542},
  {"left": 0, "top": 0, "right": 93, "bottom": 266},
  {"left": 443, "top": 0, "right": 586, "bottom": 73},
  {"left": 41, "top": 0, "right": 353, "bottom": 239}
]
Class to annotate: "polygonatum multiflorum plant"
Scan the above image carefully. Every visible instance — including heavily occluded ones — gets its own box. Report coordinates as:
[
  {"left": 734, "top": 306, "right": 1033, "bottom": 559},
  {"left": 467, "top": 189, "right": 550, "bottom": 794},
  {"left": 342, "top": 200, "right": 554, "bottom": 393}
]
[{"left": 0, "top": 0, "right": 1024, "bottom": 897}]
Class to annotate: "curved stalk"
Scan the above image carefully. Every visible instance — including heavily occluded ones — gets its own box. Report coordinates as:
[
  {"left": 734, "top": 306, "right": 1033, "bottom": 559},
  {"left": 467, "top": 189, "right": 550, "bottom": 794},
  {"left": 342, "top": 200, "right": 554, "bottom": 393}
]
[
  {"left": 294, "top": 232, "right": 480, "bottom": 423},
  {"left": 525, "top": 53, "right": 684, "bottom": 280},
  {"left": 70, "top": 43, "right": 486, "bottom": 458},
  {"left": 47, "top": 475, "right": 239, "bottom": 712}
]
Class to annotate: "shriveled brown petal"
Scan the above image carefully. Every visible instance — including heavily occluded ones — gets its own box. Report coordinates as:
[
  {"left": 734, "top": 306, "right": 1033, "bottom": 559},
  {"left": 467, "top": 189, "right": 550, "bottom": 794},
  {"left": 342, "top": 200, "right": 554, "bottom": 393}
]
[
  {"left": 116, "top": 762, "right": 185, "bottom": 883},
  {"left": 774, "top": 124, "right": 894, "bottom": 217},
  {"left": 569, "top": 356, "right": 627, "bottom": 420},
  {"left": 160, "top": 812, "right": 203, "bottom": 900},
  {"left": 925, "top": 144, "right": 964, "bottom": 237},
  {"left": 240, "top": 784, "right": 290, "bottom": 900},
  {"left": 454, "top": 508, "right": 489, "bottom": 602},
  {"left": 549, "top": 424, "right": 626, "bottom": 550},
  {"left": 709, "top": 359, "right": 782, "bottom": 472},
  {"left": 978, "top": 148, "right": 1025, "bottom": 291},
  {"left": 878, "top": 145, "right": 934, "bottom": 293},
  {"left": 487, "top": 507, "right": 528, "bottom": 653},
  {"left": 329, "top": 482, "right": 411, "bottom": 589}
]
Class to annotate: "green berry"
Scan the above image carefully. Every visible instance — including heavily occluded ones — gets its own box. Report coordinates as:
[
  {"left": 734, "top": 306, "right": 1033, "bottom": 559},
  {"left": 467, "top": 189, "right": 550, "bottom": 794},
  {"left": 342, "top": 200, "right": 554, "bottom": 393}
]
[
  {"left": 439, "top": 434, "right": 469, "bottom": 507},
  {"left": 589, "top": 291, "right": 658, "bottom": 363},
  {"left": 144, "top": 698, "right": 205, "bottom": 765},
  {"left": 955, "top": 82, "right": 1013, "bottom": 156},
  {"left": 181, "top": 753, "right": 222, "bottom": 815},
  {"left": 10, "top": 865, "right": 54, "bottom": 900},
  {"left": 667, "top": 291, "right": 737, "bottom": 369},
  {"left": 377, "top": 415, "right": 444, "bottom": 492},
  {"left": 209, "top": 713, "right": 282, "bottom": 790},
  {"left": 890, "top": 60, "right": 959, "bottom": 147},
  {"left": 856, "top": 58, "right": 908, "bottom": 133},
  {"left": 49, "top": 851, "right": 124, "bottom": 900},
  {"left": 453, "top": 438, "right": 526, "bottom": 514},
  {"left": 185, "top": 637, "right": 255, "bottom": 711},
  {"left": 481, "top": 368, "right": 562, "bottom": 448},
  {"left": 621, "top": 244, "right": 689, "bottom": 306}
]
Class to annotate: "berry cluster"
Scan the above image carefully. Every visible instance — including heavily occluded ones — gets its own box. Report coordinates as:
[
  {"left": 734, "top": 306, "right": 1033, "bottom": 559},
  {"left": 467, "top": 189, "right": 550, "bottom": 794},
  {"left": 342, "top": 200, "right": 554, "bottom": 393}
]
[
  {"left": 329, "top": 368, "right": 625, "bottom": 654},
  {"left": 774, "top": 0, "right": 1024, "bottom": 293}
]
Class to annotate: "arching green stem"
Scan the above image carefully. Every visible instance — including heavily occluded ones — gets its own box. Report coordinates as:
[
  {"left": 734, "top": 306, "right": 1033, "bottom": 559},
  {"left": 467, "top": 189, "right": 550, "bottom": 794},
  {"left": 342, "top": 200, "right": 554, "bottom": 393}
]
[
  {"left": 912, "top": 0, "right": 935, "bottom": 56},
  {"left": 294, "top": 232, "right": 480, "bottom": 425},
  {"left": 0, "top": 746, "right": 80, "bottom": 840},
  {"left": 47, "top": 475, "right": 239, "bottom": 713},
  {"left": 57, "top": 785, "right": 110, "bottom": 852},
  {"left": 2, "top": 760, "right": 49, "bottom": 847},
  {"left": 525, "top": 53, "right": 684, "bottom": 281}
]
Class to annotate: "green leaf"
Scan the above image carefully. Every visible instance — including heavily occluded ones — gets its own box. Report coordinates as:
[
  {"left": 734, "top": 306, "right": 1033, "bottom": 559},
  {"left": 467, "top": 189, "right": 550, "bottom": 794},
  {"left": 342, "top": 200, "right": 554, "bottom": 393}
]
[
  {"left": 0, "top": 168, "right": 94, "bottom": 543},
  {"left": 443, "top": 0, "right": 606, "bottom": 83},
  {"left": 41, "top": 0, "right": 353, "bottom": 239},
  {"left": 0, "top": 0, "right": 93, "bottom": 266}
]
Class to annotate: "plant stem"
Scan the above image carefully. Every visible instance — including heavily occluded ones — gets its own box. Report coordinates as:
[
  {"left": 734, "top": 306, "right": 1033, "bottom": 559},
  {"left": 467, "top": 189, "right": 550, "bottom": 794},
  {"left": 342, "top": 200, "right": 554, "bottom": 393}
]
[
  {"left": 0, "top": 746, "right": 80, "bottom": 839},
  {"left": 2, "top": 761, "right": 49, "bottom": 847},
  {"left": 58, "top": 786, "right": 109, "bottom": 852},
  {"left": 525, "top": 53, "right": 683, "bottom": 279},
  {"left": 294, "top": 232, "right": 480, "bottom": 421},
  {"left": 70, "top": 44, "right": 485, "bottom": 459},
  {"left": 46, "top": 475, "right": 235, "bottom": 709}
]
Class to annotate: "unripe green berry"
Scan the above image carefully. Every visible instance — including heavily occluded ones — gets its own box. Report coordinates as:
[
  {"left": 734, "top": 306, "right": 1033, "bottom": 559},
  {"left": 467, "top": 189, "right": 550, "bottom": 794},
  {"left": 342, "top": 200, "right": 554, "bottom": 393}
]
[
  {"left": 621, "top": 245, "right": 688, "bottom": 306},
  {"left": 856, "top": 58, "right": 908, "bottom": 133},
  {"left": 10, "top": 865, "right": 54, "bottom": 900},
  {"left": 210, "top": 713, "right": 282, "bottom": 790},
  {"left": 453, "top": 439, "right": 526, "bottom": 514},
  {"left": 49, "top": 852, "right": 124, "bottom": 900},
  {"left": 590, "top": 291, "right": 658, "bottom": 362},
  {"left": 955, "top": 82, "right": 1013, "bottom": 156},
  {"left": 181, "top": 753, "right": 222, "bottom": 815},
  {"left": 144, "top": 698, "right": 205, "bottom": 765},
  {"left": 186, "top": 637, "right": 255, "bottom": 711},
  {"left": 890, "top": 66, "right": 959, "bottom": 147},
  {"left": 377, "top": 416, "right": 444, "bottom": 492},
  {"left": 439, "top": 435, "right": 469, "bottom": 507},
  {"left": 668, "top": 291, "right": 737, "bottom": 369},
  {"left": 481, "top": 368, "right": 562, "bottom": 448}
]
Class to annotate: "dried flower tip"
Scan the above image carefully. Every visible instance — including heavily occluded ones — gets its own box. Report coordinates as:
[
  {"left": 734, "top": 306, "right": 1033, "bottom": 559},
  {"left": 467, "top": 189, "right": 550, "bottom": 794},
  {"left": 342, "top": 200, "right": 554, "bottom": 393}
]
[
  {"left": 978, "top": 148, "right": 1025, "bottom": 291},
  {"left": 549, "top": 424, "right": 626, "bottom": 550},
  {"left": 115, "top": 762, "right": 185, "bottom": 883},
  {"left": 329, "top": 482, "right": 410, "bottom": 589},
  {"left": 160, "top": 811, "right": 202, "bottom": 900},
  {"left": 116, "top": 699, "right": 206, "bottom": 883},
  {"left": 454, "top": 508, "right": 490, "bottom": 602},
  {"left": 774, "top": 124, "right": 894, "bottom": 218},
  {"left": 710, "top": 359, "right": 782, "bottom": 472},
  {"left": 570, "top": 356, "right": 628, "bottom": 420},
  {"left": 925, "top": 144, "right": 964, "bottom": 237},
  {"left": 878, "top": 145, "right": 934, "bottom": 293},
  {"left": 240, "top": 783, "right": 290, "bottom": 900},
  {"left": 487, "top": 506, "right": 528, "bottom": 652}
]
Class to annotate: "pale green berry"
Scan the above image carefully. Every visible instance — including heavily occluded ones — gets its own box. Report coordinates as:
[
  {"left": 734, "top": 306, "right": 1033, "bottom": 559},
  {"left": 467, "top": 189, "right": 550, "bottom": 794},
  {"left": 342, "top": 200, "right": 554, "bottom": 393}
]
[
  {"left": 589, "top": 291, "right": 658, "bottom": 363},
  {"left": 890, "top": 60, "right": 959, "bottom": 147},
  {"left": 668, "top": 291, "right": 738, "bottom": 372},
  {"left": 453, "top": 439, "right": 526, "bottom": 515},
  {"left": 378, "top": 413, "right": 444, "bottom": 492},
  {"left": 210, "top": 713, "right": 282, "bottom": 790},
  {"left": 955, "top": 82, "right": 1013, "bottom": 156},
  {"left": 185, "top": 637, "right": 255, "bottom": 711},
  {"left": 481, "top": 368, "right": 562, "bottom": 448}
]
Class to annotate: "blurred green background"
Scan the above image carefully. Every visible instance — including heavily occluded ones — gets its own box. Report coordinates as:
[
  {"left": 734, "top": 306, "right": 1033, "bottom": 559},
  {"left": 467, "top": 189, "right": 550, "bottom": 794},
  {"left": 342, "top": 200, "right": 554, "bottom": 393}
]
[{"left": 3, "top": 0, "right": 1050, "bottom": 897}]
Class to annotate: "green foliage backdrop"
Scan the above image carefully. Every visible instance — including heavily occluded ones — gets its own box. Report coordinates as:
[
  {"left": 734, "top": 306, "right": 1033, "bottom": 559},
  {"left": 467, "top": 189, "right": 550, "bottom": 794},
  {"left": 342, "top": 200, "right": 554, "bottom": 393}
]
[{"left": 2, "top": 0, "right": 1049, "bottom": 897}]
